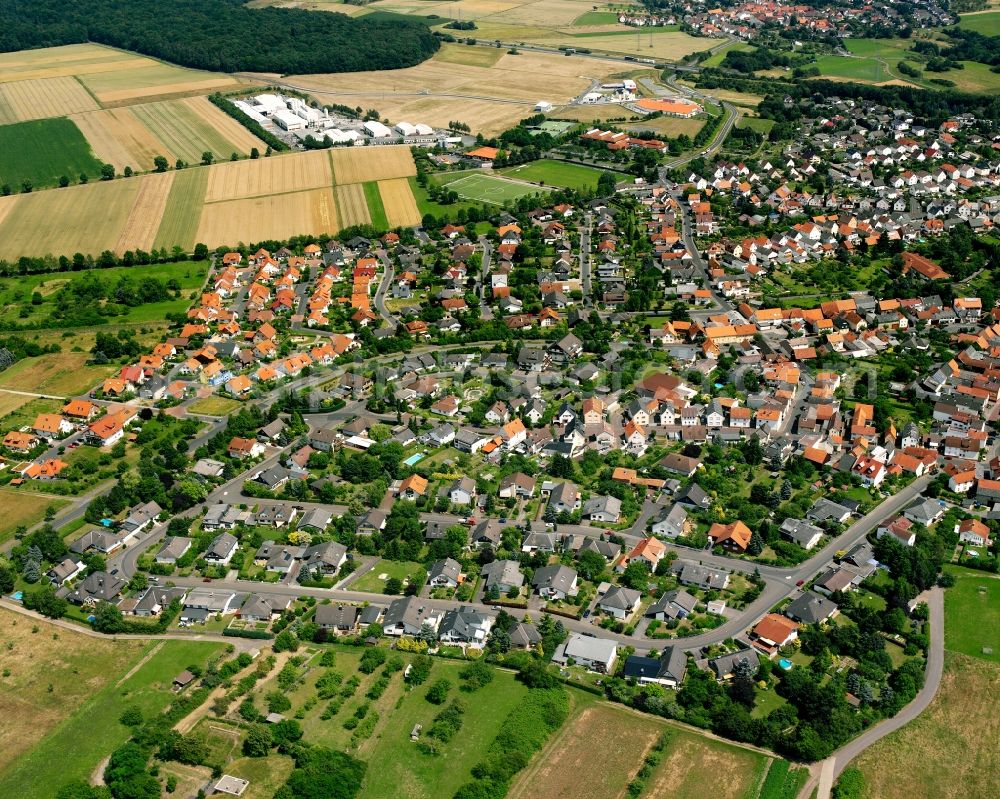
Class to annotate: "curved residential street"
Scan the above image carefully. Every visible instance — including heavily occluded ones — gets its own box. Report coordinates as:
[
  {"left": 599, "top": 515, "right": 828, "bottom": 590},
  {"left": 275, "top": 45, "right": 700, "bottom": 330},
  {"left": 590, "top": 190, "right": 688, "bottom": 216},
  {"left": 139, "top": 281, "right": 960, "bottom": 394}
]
[{"left": 799, "top": 587, "right": 945, "bottom": 799}]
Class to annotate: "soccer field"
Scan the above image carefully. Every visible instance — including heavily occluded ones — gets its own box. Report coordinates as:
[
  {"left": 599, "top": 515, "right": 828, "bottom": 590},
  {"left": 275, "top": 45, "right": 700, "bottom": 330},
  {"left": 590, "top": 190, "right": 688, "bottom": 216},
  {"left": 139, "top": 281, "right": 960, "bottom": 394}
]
[{"left": 441, "top": 172, "right": 549, "bottom": 205}]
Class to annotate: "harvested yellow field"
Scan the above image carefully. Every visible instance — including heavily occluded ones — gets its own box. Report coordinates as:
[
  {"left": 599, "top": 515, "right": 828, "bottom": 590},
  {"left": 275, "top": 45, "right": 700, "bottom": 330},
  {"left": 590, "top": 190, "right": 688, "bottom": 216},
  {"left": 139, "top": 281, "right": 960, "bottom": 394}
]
[
  {"left": 181, "top": 96, "right": 264, "bottom": 154},
  {"left": 0, "top": 44, "right": 151, "bottom": 83},
  {"left": 329, "top": 146, "right": 416, "bottom": 185},
  {"left": 294, "top": 50, "right": 622, "bottom": 134},
  {"left": 0, "top": 179, "right": 140, "bottom": 260},
  {"left": 0, "top": 195, "right": 19, "bottom": 229},
  {"left": 335, "top": 182, "right": 372, "bottom": 228},
  {"left": 205, "top": 149, "right": 332, "bottom": 203},
  {"left": 88, "top": 75, "right": 245, "bottom": 106},
  {"left": 490, "top": 0, "right": 600, "bottom": 26},
  {"left": 551, "top": 104, "right": 642, "bottom": 123},
  {"left": 530, "top": 29, "right": 705, "bottom": 60},
  {"left": 69, "top": 107, "right": 167, "bottom": 173},
  {"left": 378, "top": 178, "right": 421, "bottom": 228},
  {"left": 196, "top": 188, "right": 338, "bottom": 247},
  {"left": 0, "top": 77, "right": 99, "bottom": 122},
  {"left": 116, "top": 171, "right": 175, "bottom": 252}
]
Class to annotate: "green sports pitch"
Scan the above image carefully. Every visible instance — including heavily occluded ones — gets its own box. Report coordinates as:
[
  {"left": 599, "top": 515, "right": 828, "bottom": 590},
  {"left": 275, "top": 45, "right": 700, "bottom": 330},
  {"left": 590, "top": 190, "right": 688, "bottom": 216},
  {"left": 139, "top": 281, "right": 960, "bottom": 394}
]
[{"left": 440, "top": 172, "right": 549, "bottom": 205}]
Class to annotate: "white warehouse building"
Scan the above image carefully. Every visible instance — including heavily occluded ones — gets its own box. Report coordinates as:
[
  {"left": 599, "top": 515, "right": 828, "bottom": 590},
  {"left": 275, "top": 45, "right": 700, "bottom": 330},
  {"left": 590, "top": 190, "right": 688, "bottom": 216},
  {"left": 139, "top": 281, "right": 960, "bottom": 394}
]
[
  {"left": 364, "top": 120, "right": 393, "bottom": 138},
  {"left": 273, "top": 109, "right": 306, "bottom": 131},
  {"left": 395, "top": 121, "right": 417, "bottom": 136},
  {"left": 253, "top": 93, "right": 286, "bottom": 115}
]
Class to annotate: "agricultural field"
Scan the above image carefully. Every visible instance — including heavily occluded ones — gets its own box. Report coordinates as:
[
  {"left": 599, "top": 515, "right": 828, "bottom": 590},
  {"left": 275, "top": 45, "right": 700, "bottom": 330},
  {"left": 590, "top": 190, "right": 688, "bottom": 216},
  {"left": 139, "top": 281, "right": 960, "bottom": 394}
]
[
  {"left": 0, "top": 628, "right": 223, "bottom": 799},
  {"left": 379, "top": 177, "right": 423, "bottom": 227},
  {"left": 958, "top": 10, "right": 1000, "bottom": 35},
  {"left": 0, "top": 145, "right": 422, "bottom": 257},
  {"left": 0, "top": 76, "right": 99, "bottom": 125},
  {"left": 364, "top": 181, "right": 390, "bottom": 230},
  {"left": 116, "top": 170, "right": 176, "bottom": 252},
  {"left": 335, "top": 182, "right": 374, "bottom": 228},
  {"left": 0, "top": 43, "right": 247, "bottom": 110},
  {"left": 206, "top": 149, "right": 332, "bottom": 203},
  {"left": 330, "top": 145, "right": 416, "bottom": 185},
  {"left": 196, "top": 187, "right": 339, "bottom": 247},
  {"left": 550, "top": 103, "right": 643, "bottom": 124},
  {"left": 509, "top": 696, "right": 773, "bottom": 799},
  {"left": 153, "top": 167, "right": 210, "bottom": 251},
  {"left": 0, "top": 490, "right": 68, "bottom": 545},
  {"left": 853, "top": 653, "right": 1000, "bottom": 799},
  {"left": 0, "top": 607, "right": 149, "bottom": 777},
  {"left": 499, "top": 159, "right": 606, "bottom": 190},
  {"left": 291, "top": 49, "right": 626, "bottom": 135},
  {"left": 942, "top": 566, "right": 999, "bottom": 662},
  {"left": 0, "top": 118, "right": 104, "bottom": 189},
  {"left": 0, "top": 178, "right": 141, "bottom": 260},
  {"left": 438, "top": 171, "right": 549, "bottom": 204},
  {"left": 432, "top": 42, "right": 505, "bottom": 69}
]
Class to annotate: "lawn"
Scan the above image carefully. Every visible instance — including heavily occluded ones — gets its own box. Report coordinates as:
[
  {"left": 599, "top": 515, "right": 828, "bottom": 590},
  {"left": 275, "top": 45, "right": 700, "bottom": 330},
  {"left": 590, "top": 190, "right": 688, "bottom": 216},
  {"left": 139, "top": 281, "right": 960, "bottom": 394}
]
[
  {"left": 813, "top": 54, "right": 888, "bottom": 83},
  {"left": 0, "top": 349, "right": 117, "bottom": 396},
  {"left": 0, "top": 614, "right": 223, "bottom": 799},
  {"left": 188, "top": 395, "right": 242, "bottom": 416},
  {"left": 0, "top": 118, "right": 104, "bottom": 189},
  {"left": 853, "top": 653, "right": 999, "bottom": 799},
  {"left": 349, "top": 559, "right": 426, "bottom": 593},
  {"left": 438, "top": 172, "right": 549, "bottom": 205},
  {"left": 573, "top": 11, "right": 622, "bottom": 26},
  {"left": 363, "top": 180, "right": 389, "bottom": 230},
  {"left": 942, "top": 565, "right": 1000, "bottom": 662},
  {"left": 701, "top": 41, "right": 752, "bottom": 68},
  {"left": 0, "top": 396, "right": 62, "bottom": 431},
  {"left": 958, "top": 10, "right": 1000, "bottom": 35},
  {"left": 0, "top": 489, "right": 68, "bottom": 544},
  {"left": 738, "top": 117, "right": 775, "bottom": 134},
  {"left": 408, "top": 176, "right": 482, "bottom": 218},
  {"left": 499, "top": 159, "right": 607, "bottom": 191}
]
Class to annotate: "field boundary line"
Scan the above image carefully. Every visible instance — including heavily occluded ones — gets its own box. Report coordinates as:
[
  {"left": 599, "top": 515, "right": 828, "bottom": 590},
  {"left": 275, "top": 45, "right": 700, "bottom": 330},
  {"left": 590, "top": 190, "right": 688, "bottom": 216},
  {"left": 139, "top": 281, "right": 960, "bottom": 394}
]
[{"left": 115, "top": 640, "right": 164, "bottom": 687}]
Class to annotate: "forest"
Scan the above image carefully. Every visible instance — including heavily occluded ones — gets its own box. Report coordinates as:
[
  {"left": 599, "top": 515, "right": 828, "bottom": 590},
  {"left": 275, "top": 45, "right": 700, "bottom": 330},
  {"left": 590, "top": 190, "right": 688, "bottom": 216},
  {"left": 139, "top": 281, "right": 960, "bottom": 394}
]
[{"left": 0, "top": 0, "right": 440, "bottom": 74}]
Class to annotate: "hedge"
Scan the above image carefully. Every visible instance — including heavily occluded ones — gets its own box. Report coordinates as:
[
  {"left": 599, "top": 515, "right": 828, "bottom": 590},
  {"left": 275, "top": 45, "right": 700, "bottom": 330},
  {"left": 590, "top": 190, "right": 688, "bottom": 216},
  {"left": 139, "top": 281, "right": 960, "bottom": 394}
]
[{"left": 223, "top": 627, "right": 275, "bottom": 640}]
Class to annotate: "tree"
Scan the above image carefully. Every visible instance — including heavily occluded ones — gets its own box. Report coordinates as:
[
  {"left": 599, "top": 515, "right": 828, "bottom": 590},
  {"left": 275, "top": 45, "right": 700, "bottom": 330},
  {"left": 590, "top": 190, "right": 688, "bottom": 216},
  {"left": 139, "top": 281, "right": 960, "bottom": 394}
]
[
  {"left": 273, "top": 630, "right": 299, "bottom": 652},
  {"left": 250, "top": 147, "right": 260, "bottom": 159},
  {"left": 59, "top": 175, "right": 70, "bottom": 187},
  {"left": 620, "top": 561, "right": 650, "bottom": 590},
  {"left": 119, "top": 705, "right": 143, "bottom": 727},
  {"left": 384, "top": 577, "right": 403, "bottom": 595},
  {"left": 242, "top": 724, "right": 272, "bottom": 757},
  {"left": 0, "top": 564, "right": 14, "bottom": 594},
  {"left": 100, "top": 163, "right": 115, "bottom": 181},
  {"left": 201, "top": 151, "right": 214, "bottom": 166},
  {"left": 92, "top": 601, "right": 124, "bottom": 633},
  {"left": 576, "top": 549, "right": 607, "bottom": 582},
  {"left": 153, "top": 155, "right": 169, "bottom": 172},
  {"left": 426, "top": 678, "right": 451, "bottom": 704},
  {"left": 23, "top": 584, "right": 67, "bottom": 618}
]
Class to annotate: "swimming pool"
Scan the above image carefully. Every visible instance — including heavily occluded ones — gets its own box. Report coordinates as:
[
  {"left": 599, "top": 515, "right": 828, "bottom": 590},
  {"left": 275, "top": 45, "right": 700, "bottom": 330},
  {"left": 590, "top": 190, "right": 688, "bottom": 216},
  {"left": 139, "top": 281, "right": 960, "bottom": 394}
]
[
  {"left": 778, "top": 658, "right": 793, "bottom": 670},
  {"left": 403, "top": 453, "right": 425, "bottom": 467}
]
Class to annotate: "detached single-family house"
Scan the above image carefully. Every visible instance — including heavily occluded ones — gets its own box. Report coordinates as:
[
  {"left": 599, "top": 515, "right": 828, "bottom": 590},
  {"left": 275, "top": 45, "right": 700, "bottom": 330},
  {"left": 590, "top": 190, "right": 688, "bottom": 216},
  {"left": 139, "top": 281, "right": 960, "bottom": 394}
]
[
  {"left": 553, "top": 633, "right": 618, "bottom": 673},
  {"left": 428, "top": 558, "right": 462, "bottom": 589},
  {"left": 597, "top": 584, "right": 642, "bottom": 619},
  {"left": 532, "top": 564, "right": 578, "bottom": 600},
  {"left": 621, "top": 646, "right": 687, "bottom": 687}
]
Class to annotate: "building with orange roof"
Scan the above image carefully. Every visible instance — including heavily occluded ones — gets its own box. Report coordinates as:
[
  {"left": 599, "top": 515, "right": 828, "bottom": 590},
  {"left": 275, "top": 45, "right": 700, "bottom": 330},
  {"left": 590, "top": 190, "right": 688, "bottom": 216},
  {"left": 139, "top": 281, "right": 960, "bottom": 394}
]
[
  {"left": 751, "top": 614, "right": 799, "bottom": 652},
  {"left": 635, "top": 97, "right": 702, "bottom": 117},
  {"left": 62, "top": 399, "right": 98, "bottom": 419},
  {"left": 709, "top": 521, "right": 752, "bottom": 552},
  {"left": 398, "top": 474, "right": 428, "bottom": 499},
  {"left": 33, "top": 413, "right": 72, "bottom": 438},
  {"left": 466, "top": 146, "right": 500, "bottom": 161},
  {"left": 619, "top": 537, "right": 667, "bottom": 571},
  {"left": 3, "top": 431, "right": 37, "bottom": 452},
  {"left": 22, "top": 458, "right": 68, "bottom": 480}
]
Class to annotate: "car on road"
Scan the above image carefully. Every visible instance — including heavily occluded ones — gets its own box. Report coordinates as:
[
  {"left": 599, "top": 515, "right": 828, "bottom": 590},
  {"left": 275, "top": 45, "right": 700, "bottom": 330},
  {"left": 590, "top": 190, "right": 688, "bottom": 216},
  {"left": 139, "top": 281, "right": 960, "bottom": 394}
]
[
  {"left": 202, "top": 577, "right": 212, "bottom": 583},
  {"left": 796, "top": 579, "right": 805, "bottom": 587}
]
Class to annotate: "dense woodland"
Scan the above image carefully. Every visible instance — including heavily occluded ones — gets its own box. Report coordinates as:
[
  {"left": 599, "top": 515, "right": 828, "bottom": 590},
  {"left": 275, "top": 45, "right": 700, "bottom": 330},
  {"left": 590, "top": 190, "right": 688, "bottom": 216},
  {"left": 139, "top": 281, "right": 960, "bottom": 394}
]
[{"left": 0, "top": 0, "right": 440, "bottom": 73}]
